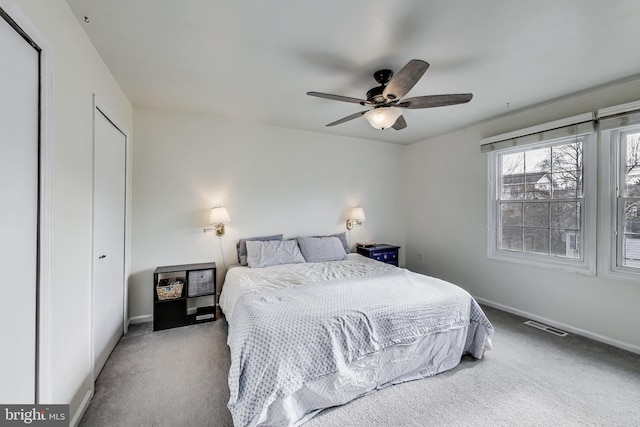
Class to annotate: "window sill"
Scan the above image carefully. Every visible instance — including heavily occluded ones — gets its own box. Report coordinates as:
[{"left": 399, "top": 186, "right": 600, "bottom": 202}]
[
  {"left": 601, "top": 265, "right": 640, "bottom": 282},
  {"left": 487, "top": 250, "right": 596, "bottom": 276}
]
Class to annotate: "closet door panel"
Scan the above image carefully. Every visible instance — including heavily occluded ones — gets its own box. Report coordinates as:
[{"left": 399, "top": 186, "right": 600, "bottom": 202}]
[
  {"left": 92, "top": 108, "right": 126, "bottom": 379},
  {"left": 0, "top": 11, "right": 39, "bottom": 403}
]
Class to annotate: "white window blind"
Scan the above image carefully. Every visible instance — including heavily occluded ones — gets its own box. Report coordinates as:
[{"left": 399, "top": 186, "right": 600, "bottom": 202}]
[
  {"left": 598, "top": 100, "right": 640, "bottom": 130},
  {"left": 480, "top": 113, "right": 596, "bottom": 153}
]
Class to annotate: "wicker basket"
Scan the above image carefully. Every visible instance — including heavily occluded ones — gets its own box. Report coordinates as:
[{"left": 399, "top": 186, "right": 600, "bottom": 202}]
[{"left": 156, "top": 281, "right": 184, "bottom": 300}]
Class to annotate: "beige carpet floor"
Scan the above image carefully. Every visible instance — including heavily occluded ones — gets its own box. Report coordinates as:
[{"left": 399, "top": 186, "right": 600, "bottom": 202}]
[{"left": 80, "top": 306, "right": 640, "bottom": 426}]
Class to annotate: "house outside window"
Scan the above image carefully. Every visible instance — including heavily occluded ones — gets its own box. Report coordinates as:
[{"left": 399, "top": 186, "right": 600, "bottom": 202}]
[{"left": 482, "top": 114, "right": 597, "bottom": 274}]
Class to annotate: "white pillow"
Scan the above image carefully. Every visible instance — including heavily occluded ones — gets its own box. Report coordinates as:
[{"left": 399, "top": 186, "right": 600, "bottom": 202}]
[
  {"left": 296, "top": 236, "right": 347, "bottom": 263},
  {"left": 236, "top": 234, "right": 283, "bottom": 266},
  {"left": 245, "top": 239, "right": 305, "bottom": 268}
]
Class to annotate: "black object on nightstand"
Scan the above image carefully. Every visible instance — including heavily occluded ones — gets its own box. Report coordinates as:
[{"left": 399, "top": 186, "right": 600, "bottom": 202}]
[
  {"left": 153, "top": 262, "right": 216, "bottom": 331},
  {"left": 356, "top": 244, "right": 400, "bottom": 266}
]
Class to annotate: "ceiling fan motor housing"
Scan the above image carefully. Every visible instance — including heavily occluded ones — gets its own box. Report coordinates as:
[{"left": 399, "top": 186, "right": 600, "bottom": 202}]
[
  {"left": 366, "top": 85, "right": 386, "bottom": 104},
  {"left": 373, "top": 69, "right": 393, "bottom": 85},
  {"left": 367, "top": 69, "right": 394, "bottom": 103}
]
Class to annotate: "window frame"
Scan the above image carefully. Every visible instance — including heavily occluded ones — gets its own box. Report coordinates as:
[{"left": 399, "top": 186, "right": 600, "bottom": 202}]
[{"left": 486, "top": 130, "right": 597, "bottom": 275}]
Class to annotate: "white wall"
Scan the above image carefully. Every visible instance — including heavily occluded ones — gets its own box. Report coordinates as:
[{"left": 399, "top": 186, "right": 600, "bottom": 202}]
[
  {"left": 12, "top": 0, "right": 132, "bottom": 422},
  {"left": 130, "top": 108, "right": 405, "bottom": 319},
  {"left": 404, "top": 77, "right": 640, "bottom": 352}
]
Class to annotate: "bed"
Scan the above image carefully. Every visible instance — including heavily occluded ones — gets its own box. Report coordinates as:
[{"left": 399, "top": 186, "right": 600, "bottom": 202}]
[{"left": 220, "top": 236, "right": 494, "bottom": 427}]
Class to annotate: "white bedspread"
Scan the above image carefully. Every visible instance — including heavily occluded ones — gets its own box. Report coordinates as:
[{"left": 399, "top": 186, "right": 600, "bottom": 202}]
[
  {"left": 221, "top": 254, "right": 494, "bottom": 427},
  {"left": 220, "top": 254, "right": 396, "bottom": 319}
]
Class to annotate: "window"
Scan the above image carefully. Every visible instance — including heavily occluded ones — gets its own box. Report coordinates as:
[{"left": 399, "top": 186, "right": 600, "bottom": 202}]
[
  {"left": 618, "top": 128, "right": 640, "bottom": 269},
  {"left": 482, "top": 114, "right": 596, "bottom": 273},
  {"left": 599, "top": 101, "right": 640, "bottom": 277}
]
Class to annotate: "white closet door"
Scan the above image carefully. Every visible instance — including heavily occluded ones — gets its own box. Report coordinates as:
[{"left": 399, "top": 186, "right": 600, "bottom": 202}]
[
  {"left": 0, "top": 11, "right": 39, "bottom": 403},
  {"left": 92, "top": 108, "right": 126, "bottom": 379}
]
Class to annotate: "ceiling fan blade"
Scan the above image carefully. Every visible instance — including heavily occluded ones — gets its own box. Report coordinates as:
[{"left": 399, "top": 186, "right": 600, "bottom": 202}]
[
  {"left": 307, "top": 91, "right": 368, "bottom": 105},
  {"left": 392, "top": 115, "right": 407, "bottom": 130},
  {"left": 397, "top": 93, "right": 473, "bottom": 109},
  {"left": 326, "top": 110, "right": 368, "bottom": 127},
  {"left": 382, "top": 59, "right": 429, "bottom": 101}
]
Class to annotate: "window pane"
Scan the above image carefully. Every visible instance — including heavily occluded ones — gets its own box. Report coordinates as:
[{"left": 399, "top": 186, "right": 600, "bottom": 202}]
[
  {"left": 553, "top": 142, "right": 582, "bottom": 170},
  {"left": 628, "top": 179, "right": 640, "bottom": 198},
  {"left": 551, "top": 202, "right": 580, "bottom": 230},
  {"left": 552, "top": 173, "right": 581, "bottom": 199},
  {"left": 621, "top": 195, "right": 639, "bottom": 266},
  {"left": 524, "top": 147, "right": 551, "bottom": 199},
  {"left": 501, "top": 176, "right": 524, "bottom": 200},
  {"left": 501, "top": 153, "right": 524, "bottom": 199},
  {"left": 525, "top": 173, "right": 551, "bottom": 199},
  {"left": 501, "top": 203, "right": 522, "bottom": 226},
  {"left": 501, "top": 227, "right": 522, "bottom": 251},
  {"left": 525, "top": 147, "right": 551, "bottom": 173},
  {"left": 623, "top": 236, "right": 640, "bottom": 267},
  {"left": 624, "top": 201, "right": 640, "bottom": 234},
  {"left": 625, "top": 132, "right": 640, "bottom": 197},
  {"left": 523, "top": 203, "right": 549, "bottom": 227},
  {"left": 551, "top": 142, "right": 583, "bottom": 198},
  {"left": 551, "top": 230, "right": 580, "bottom": 258},
  {"left": 524, "top": 228, "right": 549, "bottom": 254},
  {"left": 502, "top": 152, "right": 524, "bottom": 175},
  {"left": 549, "top": 202, "right": 582, "bottom": 259}
]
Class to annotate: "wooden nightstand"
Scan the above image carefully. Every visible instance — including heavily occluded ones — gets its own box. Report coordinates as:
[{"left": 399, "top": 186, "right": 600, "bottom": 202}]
[{"left": 356, "top": 244, "right": 400, "bottom": 266}]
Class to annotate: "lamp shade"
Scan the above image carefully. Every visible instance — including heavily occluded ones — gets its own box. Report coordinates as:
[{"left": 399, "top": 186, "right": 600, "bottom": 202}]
[
  {"left": 363, "top": 107, "right": 402, "bottom": 129},
  {"left": 209, "top": 206, "right": 231, "bottom": 224},
  {"left": 350, "top": 207, "right": 366, "bottom": 221}
]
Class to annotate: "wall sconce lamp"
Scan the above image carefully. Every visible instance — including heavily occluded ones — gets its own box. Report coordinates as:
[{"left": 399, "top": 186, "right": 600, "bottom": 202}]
[
  {"left": 346, "top": 207, "right": 366, "bottom": 230},
  {"left": 204, "top": 205, "right": 231, "bottom": 236}
]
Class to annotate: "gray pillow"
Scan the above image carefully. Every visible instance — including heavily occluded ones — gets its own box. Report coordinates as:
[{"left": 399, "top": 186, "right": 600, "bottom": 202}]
[
  {"left": 313, "top": 232, "right": 349, "bottom": 254},
  {"left": 246, "top": 239, "right": 305, "bottom": 268},
  {"left": 297, "top": 236, "right": 347, "bottom": 263},
  {"left": 237, "top": 234, "right": 283, "bottom": 266}
]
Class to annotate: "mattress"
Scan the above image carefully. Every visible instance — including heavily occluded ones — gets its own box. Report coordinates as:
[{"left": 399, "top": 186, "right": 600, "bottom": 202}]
[{"left": 220, "top": 254, "right": 494, "bottom": 426}]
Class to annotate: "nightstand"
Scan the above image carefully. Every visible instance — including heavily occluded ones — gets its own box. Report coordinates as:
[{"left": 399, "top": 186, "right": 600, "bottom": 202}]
[
  {"left": 153, "top": 262, "right": 216, "bottom": 331},
  {"left": 356, "top": 244, "right": 400, "bottom": 266}
]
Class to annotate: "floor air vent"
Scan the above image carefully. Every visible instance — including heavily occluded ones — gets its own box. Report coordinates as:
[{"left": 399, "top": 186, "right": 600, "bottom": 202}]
[{"left": 524, "top": 320, "right": 568, "bottom": 337}]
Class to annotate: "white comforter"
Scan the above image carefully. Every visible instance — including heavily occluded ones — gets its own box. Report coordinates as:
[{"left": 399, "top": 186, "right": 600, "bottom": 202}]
[
  {"left": 220, "top": 254, "right": 396, "bottom": 319},
  {"left": 221, "top": 254, "right": 494, "bottom": 427}
]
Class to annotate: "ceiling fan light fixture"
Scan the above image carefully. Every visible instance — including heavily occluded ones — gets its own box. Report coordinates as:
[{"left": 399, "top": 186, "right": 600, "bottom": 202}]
[
  {"left": 363, "top": 107, "right": 403, "bottom": 130},
  {"left": 308, "top": 59, "right": 472, "bottom": 131}
]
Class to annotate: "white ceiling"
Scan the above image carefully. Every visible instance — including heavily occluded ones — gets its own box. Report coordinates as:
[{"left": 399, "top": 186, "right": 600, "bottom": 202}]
[{"left": 65, "top": 0, "right": 640, "bottom": 145}]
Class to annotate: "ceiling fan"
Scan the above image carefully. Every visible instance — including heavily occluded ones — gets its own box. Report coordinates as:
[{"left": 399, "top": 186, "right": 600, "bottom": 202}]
[{"left": 307, "top": 59, "right": 472, "bottom": 130}]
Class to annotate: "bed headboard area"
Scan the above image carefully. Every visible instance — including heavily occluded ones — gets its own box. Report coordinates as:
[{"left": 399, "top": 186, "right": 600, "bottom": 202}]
[{"left": 234, "top": 232, "right": 351, "bottom": 268}]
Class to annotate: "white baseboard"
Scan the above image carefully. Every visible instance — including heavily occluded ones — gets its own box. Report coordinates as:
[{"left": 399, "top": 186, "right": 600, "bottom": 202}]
[
  {"left": 128, "top": 314, "right": 152, "bottom": 327},
  {"left": 474, "top": 296, "right": 640, "bottom": 356},
  {"left": 70, "top": 388, "right": 93, "bottom": 427}
]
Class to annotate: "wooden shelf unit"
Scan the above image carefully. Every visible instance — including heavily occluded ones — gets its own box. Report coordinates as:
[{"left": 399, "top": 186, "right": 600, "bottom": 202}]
[{"left": 153, "top": 262, "right": 216, "bottom": 331}]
